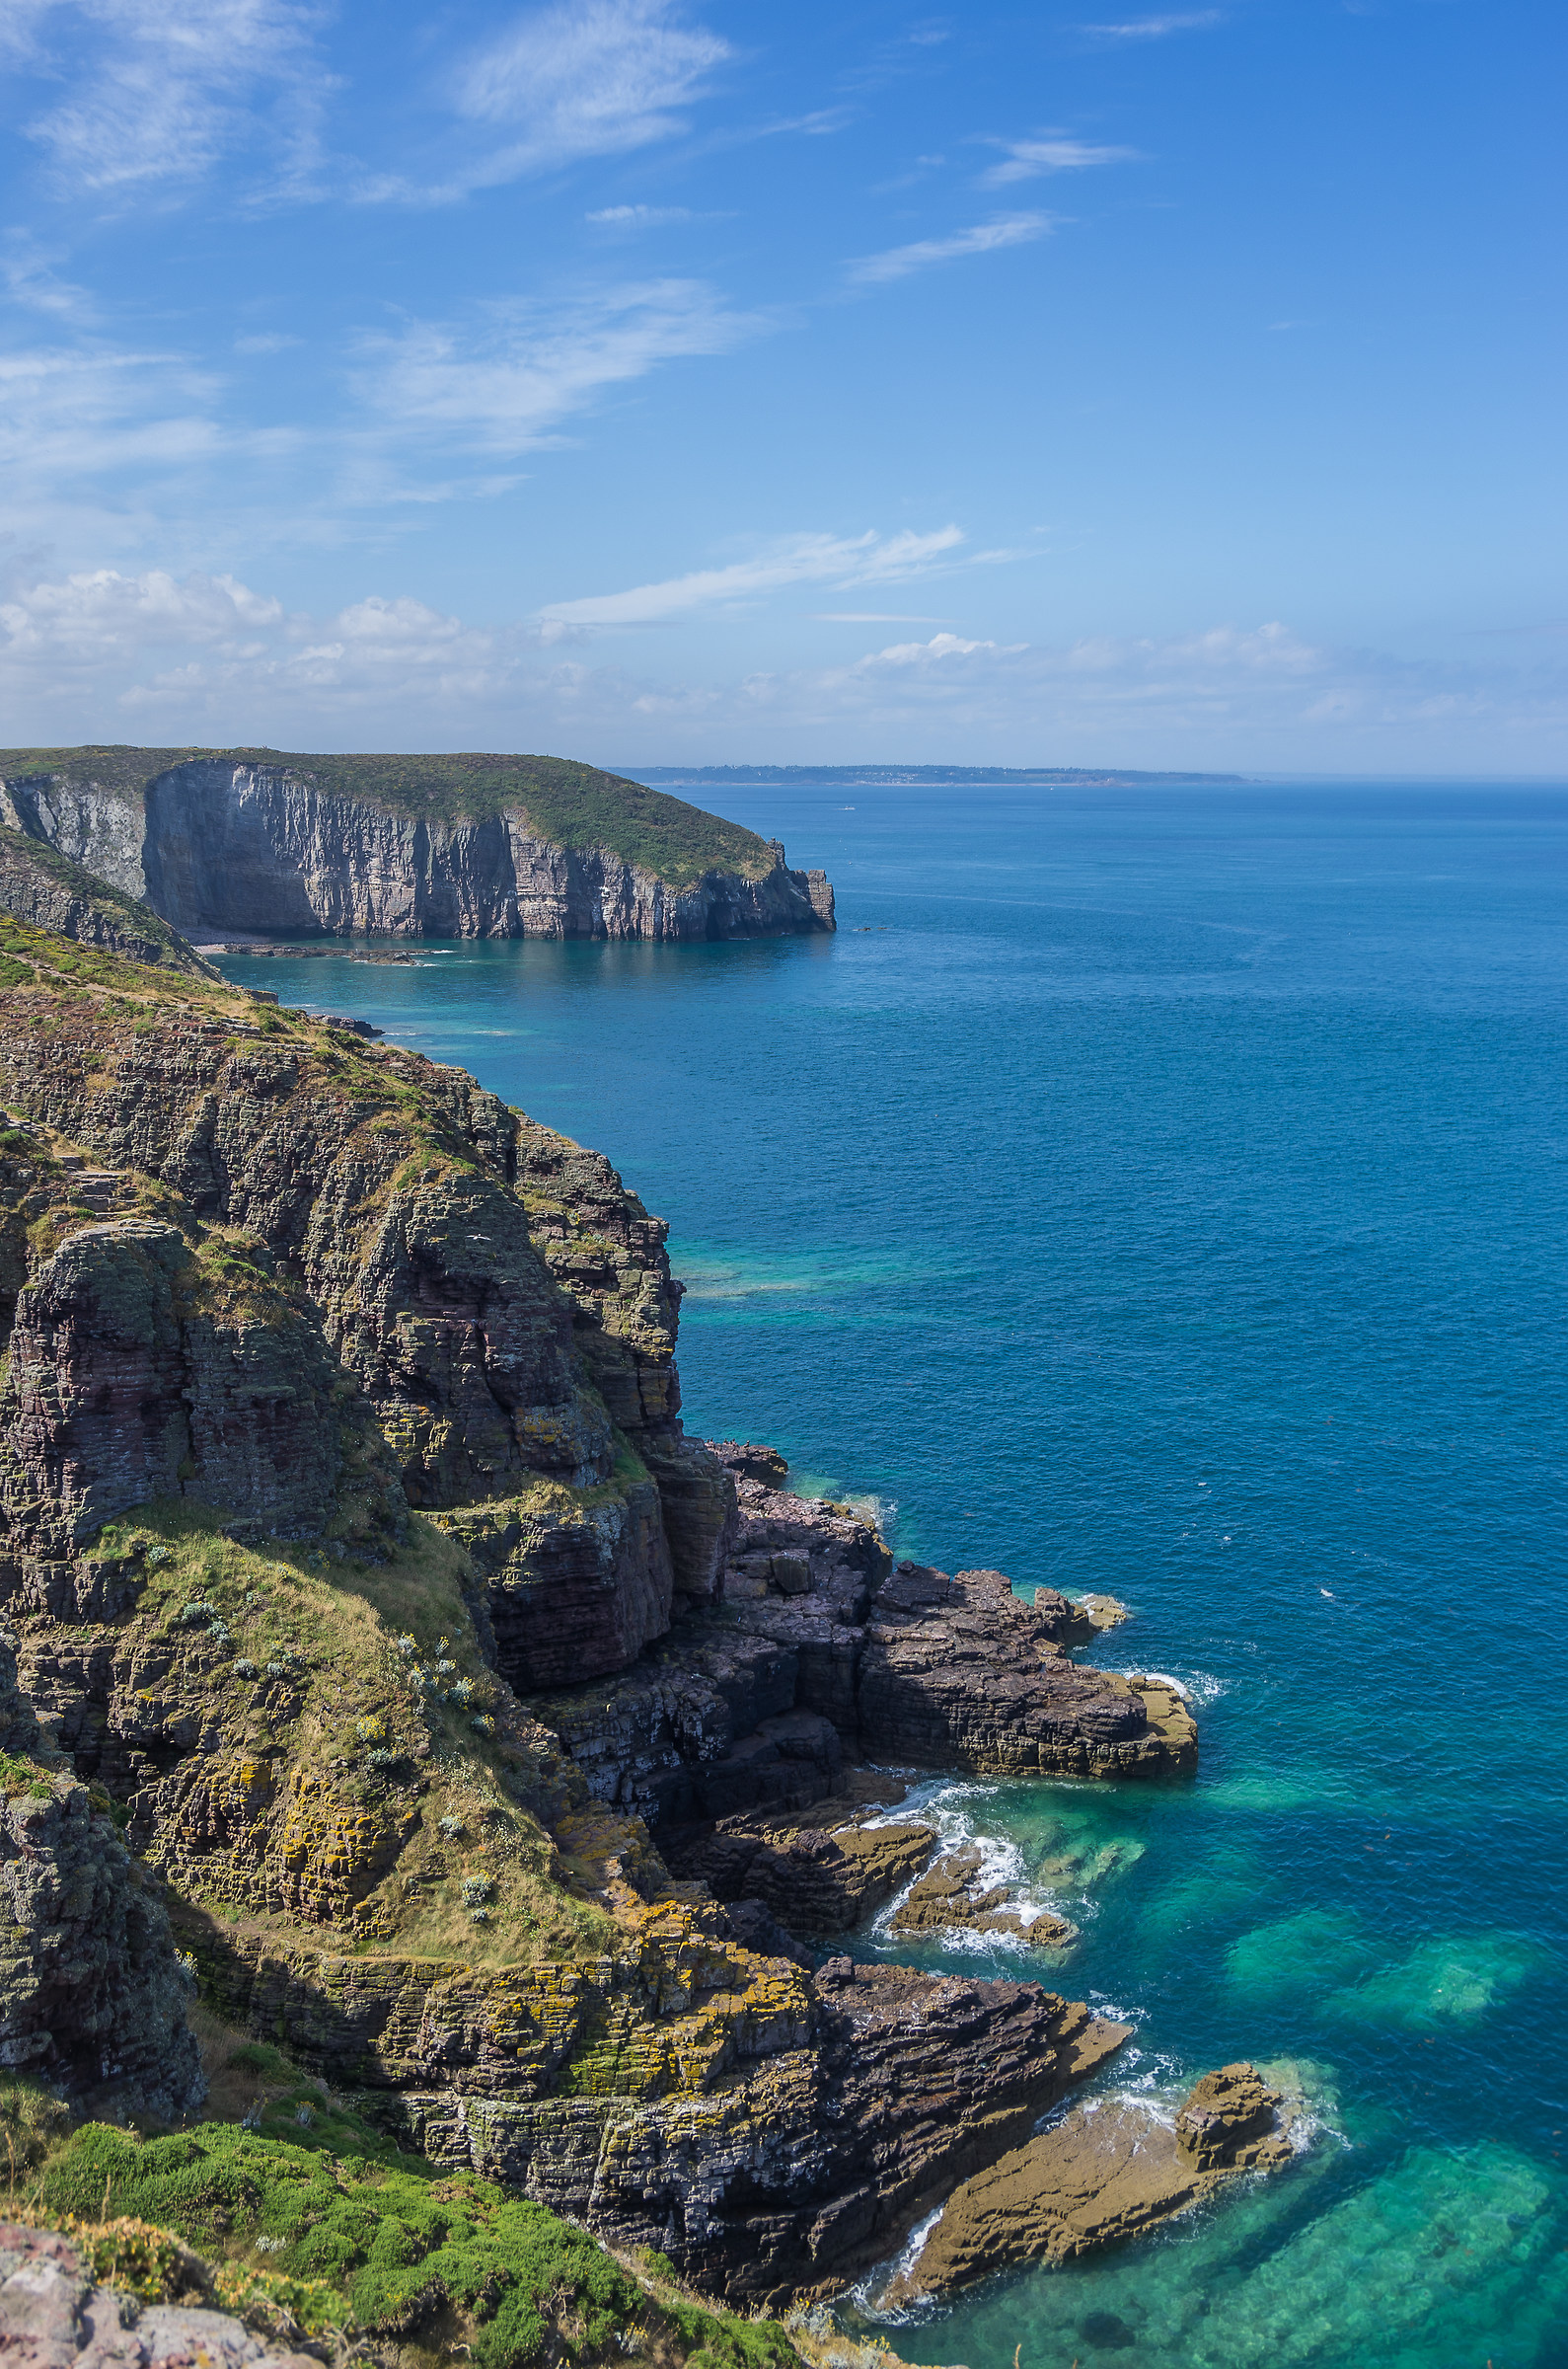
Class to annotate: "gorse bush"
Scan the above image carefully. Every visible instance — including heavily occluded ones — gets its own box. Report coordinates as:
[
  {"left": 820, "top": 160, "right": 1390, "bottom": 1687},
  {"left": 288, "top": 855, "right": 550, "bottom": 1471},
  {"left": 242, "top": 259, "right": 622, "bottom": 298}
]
[{"left": 37, "top": 2122, "right": 796, "bottom": 2369}]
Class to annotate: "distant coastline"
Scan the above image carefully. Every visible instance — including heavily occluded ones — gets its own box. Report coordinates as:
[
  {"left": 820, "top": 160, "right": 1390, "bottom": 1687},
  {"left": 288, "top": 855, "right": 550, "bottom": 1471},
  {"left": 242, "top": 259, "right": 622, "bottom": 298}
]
[{"left": 626, "top": 764, "right": 1249, "bottom": 786}]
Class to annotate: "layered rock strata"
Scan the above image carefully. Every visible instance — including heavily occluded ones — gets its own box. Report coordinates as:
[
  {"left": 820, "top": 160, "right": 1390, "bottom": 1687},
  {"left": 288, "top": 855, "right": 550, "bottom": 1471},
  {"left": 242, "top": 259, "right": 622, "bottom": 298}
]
[
  {"left": 0, "top": 756, "right": 834, "bottom": 943},
  {"left": 199, "top": 1898, "right": 1132, "bottom": 2301},
  {"left": 672, "top": 1815, "right": 937, "bottom": 1937},
  {"left": 526, "top": 1479, "right": 1197, "bottom": 1836},
  {"left": 890, "top": 2063, "right": 1295, "bottom": 2296}
]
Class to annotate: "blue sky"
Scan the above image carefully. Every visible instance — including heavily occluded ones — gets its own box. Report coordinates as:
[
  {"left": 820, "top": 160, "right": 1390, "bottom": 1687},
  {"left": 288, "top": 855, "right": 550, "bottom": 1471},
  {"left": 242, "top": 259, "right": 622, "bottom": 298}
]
[{"left": 1, "top": 0, "right": 1562, "bottom": 770}]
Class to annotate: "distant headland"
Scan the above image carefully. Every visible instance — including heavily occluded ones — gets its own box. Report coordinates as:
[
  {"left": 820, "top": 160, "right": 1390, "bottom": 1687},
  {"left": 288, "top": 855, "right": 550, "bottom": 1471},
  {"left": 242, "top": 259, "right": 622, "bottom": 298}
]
[
  {"left": 0, "top": 746, "right": 835, "bottom": 942},
  {"left": 629, "top": 764, "right": 1247, "bottom": 786}
]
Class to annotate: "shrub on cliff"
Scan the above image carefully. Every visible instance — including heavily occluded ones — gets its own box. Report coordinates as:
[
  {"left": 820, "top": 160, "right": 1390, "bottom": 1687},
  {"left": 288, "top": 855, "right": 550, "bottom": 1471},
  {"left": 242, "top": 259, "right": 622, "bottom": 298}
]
[{"left": 37, "top": 2120, "right": 796, "bottom": 2369}]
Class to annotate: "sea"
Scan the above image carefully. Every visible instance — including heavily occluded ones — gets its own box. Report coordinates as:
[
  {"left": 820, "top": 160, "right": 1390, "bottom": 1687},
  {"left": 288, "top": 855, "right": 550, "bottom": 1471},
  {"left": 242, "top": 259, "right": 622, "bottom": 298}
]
[{"left": 212, "top": 777, "right": 1568, "bottom": 2369}]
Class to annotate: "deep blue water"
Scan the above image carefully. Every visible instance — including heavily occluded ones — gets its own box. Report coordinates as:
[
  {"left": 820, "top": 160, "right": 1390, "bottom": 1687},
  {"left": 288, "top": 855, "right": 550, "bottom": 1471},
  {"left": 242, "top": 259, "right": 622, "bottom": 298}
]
[{"left": 215, "top": 780, "right": 1568, "bottom": 2369}]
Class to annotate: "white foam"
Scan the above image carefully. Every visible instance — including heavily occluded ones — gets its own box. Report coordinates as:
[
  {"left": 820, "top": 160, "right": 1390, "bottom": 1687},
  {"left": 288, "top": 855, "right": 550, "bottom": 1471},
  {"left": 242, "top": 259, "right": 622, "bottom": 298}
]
[
  {"left": 846, "top": 2203, "right": 944, "bottom": 2324},
  {"left": 861, "top": 1779, "right": 1081, "bottom": 1955},
  {"left": 1106, "top": 1664, "right": 1230, "bottom": 1708}
]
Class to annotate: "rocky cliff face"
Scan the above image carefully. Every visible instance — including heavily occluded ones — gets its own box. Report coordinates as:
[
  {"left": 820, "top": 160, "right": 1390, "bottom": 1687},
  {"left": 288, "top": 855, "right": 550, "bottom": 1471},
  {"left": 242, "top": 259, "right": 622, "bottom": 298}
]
[
  {"left": 0, "top": 1630, "right": 202, "bottom": 2122},
  {"left": 0, "top": 829, "right": 220, "bottom": 980},
  {"left": 0, "top": 928, "right": 1205, "bottom": 2303},
  {"left": 0, "top": 758, "right": 834, "bottom": 943}
]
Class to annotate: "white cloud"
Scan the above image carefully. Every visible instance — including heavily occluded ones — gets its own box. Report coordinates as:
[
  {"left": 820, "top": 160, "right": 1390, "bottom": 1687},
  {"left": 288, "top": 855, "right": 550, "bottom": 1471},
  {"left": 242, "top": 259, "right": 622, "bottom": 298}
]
[
  {"left": 9, "top": 0, "right": 328, "bottom": 197},
  {"left": 1081, "top": 11, "right": 1222, "bottom": 38},
  {"left": 979, "top": 135, "right": 1135, "bottom": 188},
  {"left": 358, "top": 279, "right": 763, "bottom": 457},
  {"left": 856, "top": 631, "right": 1022, "bottom": 668},
  {"left": 407, "top": 0, "right": 729, "bottom": 198},
  {"left": 586, "top": 203, "right": 703, "bottom": 226},
  {"left": 539, "top": 527, "right": 967, "bottom": 625},
  {"left": 847, "top": 212, "right": 1055, "bottom": 286},
  {"left": 1, "top": 565, "right": 1564, "bottom": 769},
  {"left": 0, "top": 566, "right": 522, "bottom": 723}
]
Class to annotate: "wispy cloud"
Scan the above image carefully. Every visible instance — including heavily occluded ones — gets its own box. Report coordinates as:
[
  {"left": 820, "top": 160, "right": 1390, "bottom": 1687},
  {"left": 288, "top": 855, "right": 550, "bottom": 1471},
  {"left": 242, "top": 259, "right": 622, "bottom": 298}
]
[
  {"left": 357, "top": 280, "right": 765, "bottom": 455},
  {"left": 0, "top": 337, "right": 226, "bottom": 534},
  {"left": 367, "top": 0, "right": 729, "bottom": 201},
  {"left": 979, "top": 135, "right": 1135, "bottom": 188},
  {"left": 847, "top": 212, "right": 1054, "bottom": 286},
  {"left": 0, "top": 233, "right": 90, "bottom": 317},
  {"left": 1081, "top": 11, "right": 1222, "bottom": 39},
  {"left": 8, "top": 0, "right": 330, "bottom": 198},
  {"left": 586, "top": 203, "right": 706, "bottom": 226},
  {"left": 540, "top": 526, "right": 967, "bottom": 626}
]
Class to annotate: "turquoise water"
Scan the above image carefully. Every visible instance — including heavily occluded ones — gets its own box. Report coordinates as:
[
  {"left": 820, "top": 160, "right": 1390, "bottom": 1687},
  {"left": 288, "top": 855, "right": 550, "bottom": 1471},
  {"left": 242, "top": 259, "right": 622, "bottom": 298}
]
[{"left": 214, "top": 781, "right": 1568, "bottom": 2368}]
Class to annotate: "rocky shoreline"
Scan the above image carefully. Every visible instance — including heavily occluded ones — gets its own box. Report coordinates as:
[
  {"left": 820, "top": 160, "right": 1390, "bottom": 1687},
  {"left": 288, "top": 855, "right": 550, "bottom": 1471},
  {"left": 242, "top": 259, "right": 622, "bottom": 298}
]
[{"left": 0, "top": 887, "right": 1298, "bottom": 2341}]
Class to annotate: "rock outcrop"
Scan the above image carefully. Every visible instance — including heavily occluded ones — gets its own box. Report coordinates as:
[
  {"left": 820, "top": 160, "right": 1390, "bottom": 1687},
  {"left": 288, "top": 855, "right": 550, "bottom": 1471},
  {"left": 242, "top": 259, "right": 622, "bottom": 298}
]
[
  {"left": 889, "top": 2063, "right": 1295, "bottom": 2297},
  {"left": 0, "top": 1633, "right": 202, "bottom": 2122},
  {"left": 0, "top": 1217, "right": 406, "bottom": 1574},
  {"left": 0, "top": 752, "right": 835, "bottom": 943},
  {"left": 0, "top": 2222, "right": 319, "bottom": 2369},
  {"left": 525, "top": 1494, "right": 1197, "bottom": 1836},
  {"left": 0, "top": 829, "right": 220, "bottom": 980},
  {"left": 673, "top": 1814, "right": 937, "bottom": 1936},
  {"left": 199, "top": 1897, "right": 1132, "bottom": 2301}
]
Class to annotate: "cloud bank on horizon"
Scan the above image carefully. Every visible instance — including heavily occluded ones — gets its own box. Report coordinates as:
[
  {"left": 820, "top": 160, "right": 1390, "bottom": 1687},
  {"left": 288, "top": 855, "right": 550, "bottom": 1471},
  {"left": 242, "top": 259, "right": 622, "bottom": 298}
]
[{"left": 0, "top": 0, "right": 1561, "bottom": 772}]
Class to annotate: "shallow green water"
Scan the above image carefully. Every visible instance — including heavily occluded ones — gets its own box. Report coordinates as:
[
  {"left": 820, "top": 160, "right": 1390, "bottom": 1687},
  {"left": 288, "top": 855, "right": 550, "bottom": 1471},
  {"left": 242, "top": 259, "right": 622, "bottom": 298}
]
[{"left": 214, "top": 779, "right": 1568, "bottom": 2368}]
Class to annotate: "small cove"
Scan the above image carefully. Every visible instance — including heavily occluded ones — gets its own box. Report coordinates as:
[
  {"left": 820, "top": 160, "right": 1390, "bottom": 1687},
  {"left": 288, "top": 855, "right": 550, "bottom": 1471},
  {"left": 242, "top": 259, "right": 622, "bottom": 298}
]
[{"left": 213, "top": 778, "right": 1568, "bottom": 2369}]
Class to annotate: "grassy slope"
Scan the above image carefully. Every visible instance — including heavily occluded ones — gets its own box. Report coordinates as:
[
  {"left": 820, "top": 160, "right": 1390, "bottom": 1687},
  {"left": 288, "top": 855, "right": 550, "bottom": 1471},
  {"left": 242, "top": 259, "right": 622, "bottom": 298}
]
[
  {"left": 11, "top": 2092, "right": 798, "bottom": 2369},
  {"left": 0, "top": 748, "right": 777, "bottom": 890}
]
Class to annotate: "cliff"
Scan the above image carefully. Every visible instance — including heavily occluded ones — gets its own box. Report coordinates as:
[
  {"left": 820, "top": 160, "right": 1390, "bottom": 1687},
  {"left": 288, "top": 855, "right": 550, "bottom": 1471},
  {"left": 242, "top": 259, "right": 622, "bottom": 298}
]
[
  {"left": 0, "top": 749, "right": 835, "bottom": 943},
  {"left": 0, "top": 917, "right": 1201, "bottom": 2309},
  {"left": 0, "top": 828, "right": 221, "bottom": 981}
]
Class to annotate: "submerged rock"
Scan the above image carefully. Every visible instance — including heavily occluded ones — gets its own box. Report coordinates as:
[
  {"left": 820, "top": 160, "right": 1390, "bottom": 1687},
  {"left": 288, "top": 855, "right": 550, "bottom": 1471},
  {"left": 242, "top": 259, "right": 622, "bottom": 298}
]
[{"left": 889, "top": 1846, "right": 1077, "bottom": 1950}]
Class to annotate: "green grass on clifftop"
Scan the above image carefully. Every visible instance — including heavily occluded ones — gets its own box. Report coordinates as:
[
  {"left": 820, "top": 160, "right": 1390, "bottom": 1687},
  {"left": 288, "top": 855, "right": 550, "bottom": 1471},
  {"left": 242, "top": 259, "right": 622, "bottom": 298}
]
[
  {"left": 0, "top": 748, "right": 778, "bottom": 890},
  {"left": 37, "top": 2118, "right": 797, "bottom": 2369}
]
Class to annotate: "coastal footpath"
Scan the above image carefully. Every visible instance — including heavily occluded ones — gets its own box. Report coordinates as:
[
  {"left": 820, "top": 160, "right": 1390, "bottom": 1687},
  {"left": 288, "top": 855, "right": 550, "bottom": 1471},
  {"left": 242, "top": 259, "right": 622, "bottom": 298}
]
[
  {"left": 0, "top": 747, "right": 835, "bottom": 943},
  {"left": 0, "top": 878, "right": 1292, "bottom": 2364}
]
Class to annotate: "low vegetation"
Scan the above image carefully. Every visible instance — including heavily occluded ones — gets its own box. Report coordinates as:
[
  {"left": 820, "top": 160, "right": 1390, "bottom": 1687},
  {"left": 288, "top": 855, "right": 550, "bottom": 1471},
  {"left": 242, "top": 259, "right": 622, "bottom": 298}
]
[{"left": 0, "top": 2069, "right": 797, "bottom": 2369}]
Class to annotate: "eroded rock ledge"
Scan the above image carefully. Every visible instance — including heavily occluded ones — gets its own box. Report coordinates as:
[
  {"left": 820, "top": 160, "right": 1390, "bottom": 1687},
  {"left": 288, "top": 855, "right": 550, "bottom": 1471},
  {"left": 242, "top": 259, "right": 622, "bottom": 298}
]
[
  {"left": 524, "top": 1460, "right": 1196, "bottom": 1842},
  {"left": 888, "top": 2063, "right": 1297, "bottom": 2298}
]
